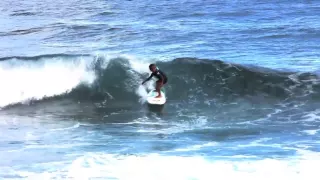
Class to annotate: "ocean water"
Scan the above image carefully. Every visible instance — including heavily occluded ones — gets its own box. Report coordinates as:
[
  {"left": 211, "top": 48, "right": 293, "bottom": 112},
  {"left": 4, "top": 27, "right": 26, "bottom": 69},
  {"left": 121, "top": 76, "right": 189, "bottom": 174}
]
[{"left": 0, "top": 0, "right": 320, "bottom": 179}]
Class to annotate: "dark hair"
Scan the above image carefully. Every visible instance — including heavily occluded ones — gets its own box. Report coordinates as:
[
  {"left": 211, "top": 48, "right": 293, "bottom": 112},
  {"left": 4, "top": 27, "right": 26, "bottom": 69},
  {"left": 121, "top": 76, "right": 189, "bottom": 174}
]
[{"left": 149, "top": 64, "right": 156, "bottom": 70}]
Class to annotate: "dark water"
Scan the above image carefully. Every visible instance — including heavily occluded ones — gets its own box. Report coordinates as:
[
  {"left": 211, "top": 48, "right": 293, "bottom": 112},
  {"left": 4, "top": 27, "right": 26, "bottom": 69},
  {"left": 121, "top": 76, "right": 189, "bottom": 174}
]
[{"left": 0, "top": 0, "right": 320, "bottom": 179}]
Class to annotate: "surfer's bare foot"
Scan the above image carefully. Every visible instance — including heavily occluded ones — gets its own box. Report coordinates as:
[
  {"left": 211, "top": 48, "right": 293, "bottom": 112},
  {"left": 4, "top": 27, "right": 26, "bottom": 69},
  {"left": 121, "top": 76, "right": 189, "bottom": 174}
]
[{"left": 155, "top": 95, "right": 162, "bottom": 98}]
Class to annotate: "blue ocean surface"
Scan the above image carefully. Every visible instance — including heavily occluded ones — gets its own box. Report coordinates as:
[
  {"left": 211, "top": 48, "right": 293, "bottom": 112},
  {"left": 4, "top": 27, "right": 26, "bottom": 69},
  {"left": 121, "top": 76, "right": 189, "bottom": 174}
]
[{"left": 0, "top": 0, "right": 320, "bottom": 179}]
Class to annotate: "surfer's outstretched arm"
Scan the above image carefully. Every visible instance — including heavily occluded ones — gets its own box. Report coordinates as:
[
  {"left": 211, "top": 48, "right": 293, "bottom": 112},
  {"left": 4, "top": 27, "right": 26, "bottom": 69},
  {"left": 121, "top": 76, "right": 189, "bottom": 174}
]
[{"left": 142, "top": 74, "right": 153, "bottom": 85}]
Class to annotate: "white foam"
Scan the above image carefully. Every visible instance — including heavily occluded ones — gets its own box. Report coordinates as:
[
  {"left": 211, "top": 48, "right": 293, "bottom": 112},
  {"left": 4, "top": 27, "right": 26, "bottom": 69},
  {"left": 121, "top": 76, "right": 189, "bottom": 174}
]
[
  {"left": 49, "top": 122, "right": 80, "bottom": 132},
  {"left": 71, "top": 152, "right": 320, "bottom": 180},
  {"left": 0, "top": 56, "right": 95, "bottom": 107},
  {"left": 127, "top": 55, "right": 151, "bottom": 74},
  {"left": 136, "top": 85, "right": 149, "bottom": 104},
  {"left": 137, "top": 115, "right": 208, "bottom": 134},
  {"left": 112, "top": 117, "right": 165, "bottom": 125},
  {"left": 303, "top": 129, "right": 318, "bottom": 135},
  {"left": 172, "top": 142, "right": 218, "bottom": 152},
  {"left": 302, "top": 109, "right": 320, "bottom": 122},
  {"left": 12, "top": 151, "right": 320, "bottom": 180}
]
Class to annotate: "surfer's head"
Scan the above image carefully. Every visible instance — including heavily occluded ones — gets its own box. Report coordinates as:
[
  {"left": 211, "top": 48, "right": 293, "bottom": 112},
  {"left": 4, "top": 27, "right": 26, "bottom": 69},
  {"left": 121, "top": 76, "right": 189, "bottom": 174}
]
[{"left": 149, "top": 64, "right": 157, "bottom": 72}]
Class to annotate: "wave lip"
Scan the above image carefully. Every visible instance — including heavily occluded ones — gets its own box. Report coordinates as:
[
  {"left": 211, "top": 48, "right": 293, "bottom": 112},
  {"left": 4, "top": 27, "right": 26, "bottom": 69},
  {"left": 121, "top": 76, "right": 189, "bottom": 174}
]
[{"left": 0, "top": 54, "right": 95, "bottom": 108}]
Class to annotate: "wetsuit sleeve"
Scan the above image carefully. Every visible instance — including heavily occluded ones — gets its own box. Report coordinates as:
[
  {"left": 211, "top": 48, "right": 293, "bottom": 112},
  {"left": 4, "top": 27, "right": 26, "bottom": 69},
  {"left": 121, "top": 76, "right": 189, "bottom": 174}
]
[
  {"left": 146, "top": 74, "right": 153, "bottom": 81},
  {"left": 142, "top": 73, "right": 154, "bottom": 84}
]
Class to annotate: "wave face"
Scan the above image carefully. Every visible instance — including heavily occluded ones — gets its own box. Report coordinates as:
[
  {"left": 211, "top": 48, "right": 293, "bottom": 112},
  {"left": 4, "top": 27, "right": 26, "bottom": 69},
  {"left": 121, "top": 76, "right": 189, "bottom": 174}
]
[
  {"left": 68, "top": 57, "right": 320, "bottom": 105},
  {"left": 1, "top": 55, "right": 320, "bottom": 108}
]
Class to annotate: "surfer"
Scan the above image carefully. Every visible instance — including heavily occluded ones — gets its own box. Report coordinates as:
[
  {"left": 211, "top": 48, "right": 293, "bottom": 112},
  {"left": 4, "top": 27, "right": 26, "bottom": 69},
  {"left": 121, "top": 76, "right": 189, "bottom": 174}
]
[{"left": 142, "top": 64, "right": 168, "bottom": 98}]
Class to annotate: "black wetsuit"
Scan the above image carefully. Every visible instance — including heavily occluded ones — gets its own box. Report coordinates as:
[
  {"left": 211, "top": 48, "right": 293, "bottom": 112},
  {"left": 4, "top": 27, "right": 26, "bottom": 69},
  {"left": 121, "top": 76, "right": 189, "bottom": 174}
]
[{"left": 144, "top": 69, "right": 168, "bottom": 84}]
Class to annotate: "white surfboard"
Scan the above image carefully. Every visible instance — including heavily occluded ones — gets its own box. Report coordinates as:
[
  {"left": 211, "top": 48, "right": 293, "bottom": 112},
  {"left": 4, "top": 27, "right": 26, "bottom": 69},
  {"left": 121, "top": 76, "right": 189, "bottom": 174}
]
[{"left": 147, "top": 89, "right": 166, "bottom": 105}]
